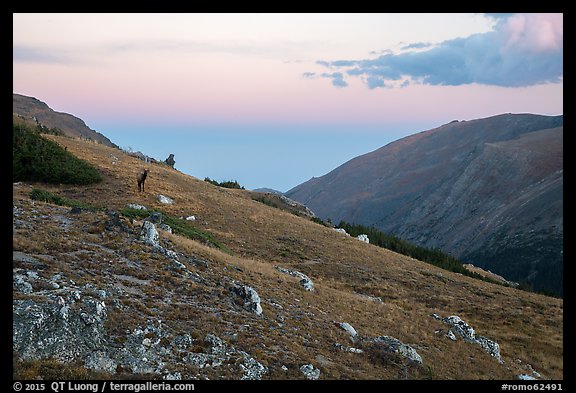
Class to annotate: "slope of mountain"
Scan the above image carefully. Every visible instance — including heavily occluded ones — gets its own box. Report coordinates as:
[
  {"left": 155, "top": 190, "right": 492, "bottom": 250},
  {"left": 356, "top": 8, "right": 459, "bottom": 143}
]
[
  {"left": 13, "top": 93, "right": 117, "bottom": 148},
  {"left": 12, "top": 131, "right": 563, "bottom": 381},
  {"left": 285, "top": 114, "right": 563, "bottom": 296}
]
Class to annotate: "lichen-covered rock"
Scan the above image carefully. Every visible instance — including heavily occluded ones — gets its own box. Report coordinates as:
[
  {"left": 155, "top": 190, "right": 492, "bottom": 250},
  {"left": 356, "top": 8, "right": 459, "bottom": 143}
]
[
  {"left": 140, "top": 221, "right": 160, "bottom": 247},
  {"left": 13, "top": 297, "right": 108, "bottom": 363}
]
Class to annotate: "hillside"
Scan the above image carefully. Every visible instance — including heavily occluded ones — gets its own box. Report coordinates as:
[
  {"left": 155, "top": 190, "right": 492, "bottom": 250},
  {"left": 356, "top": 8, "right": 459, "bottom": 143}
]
[
  {"left": 13, "top": 93, "right": 117, "bottom": 148},
  {"left": 285, "top": 114, "right": 563, "bottom": 296},
  {"left": 12, "top": 133, "right": 563, "bottom": 381}
]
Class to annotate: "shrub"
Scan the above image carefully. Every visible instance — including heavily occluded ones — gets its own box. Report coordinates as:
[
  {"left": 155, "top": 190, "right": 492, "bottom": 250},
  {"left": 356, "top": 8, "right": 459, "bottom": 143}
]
[
  {"left": 204, "top": 177, "right": 245, "bottom": 189},
  {"left": 13, "top": 123, "right": 102, "bottom": 185}
]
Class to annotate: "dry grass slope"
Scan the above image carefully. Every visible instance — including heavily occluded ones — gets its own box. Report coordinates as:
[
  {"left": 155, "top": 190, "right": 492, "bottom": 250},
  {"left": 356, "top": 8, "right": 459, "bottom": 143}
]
[{"left": 13, "top": 135, "right": 563, "bottom": 380}]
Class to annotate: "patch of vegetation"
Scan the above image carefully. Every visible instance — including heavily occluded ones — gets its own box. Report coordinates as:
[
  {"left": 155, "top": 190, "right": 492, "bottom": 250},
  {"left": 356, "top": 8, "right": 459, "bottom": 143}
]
[
  {"left": 120, "top": 207, "right": 230, "bottom": 253},
  {"left": 29, "top": 188, "right": 99, "bottom": 210},
  {"left": 337, "top": 221, "right": 504, "bottom": 286},
  {"left": 252, "top": 195, "right": 280, "bottom": 209},
  {"left": 204, "top": 177, "right": 245, "bottom": 189},
  {"left": 13, "top": 123, "right": 102, "bottom": 184}
]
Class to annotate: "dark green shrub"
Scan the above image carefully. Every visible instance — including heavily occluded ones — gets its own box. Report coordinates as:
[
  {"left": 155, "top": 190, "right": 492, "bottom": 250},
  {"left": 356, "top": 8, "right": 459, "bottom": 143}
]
[
  {"left": 13, "top": 123, "right": 102, "bottom": 185},
  {"left": 204, "top": 177, "right": 244, "bottom": 189}
]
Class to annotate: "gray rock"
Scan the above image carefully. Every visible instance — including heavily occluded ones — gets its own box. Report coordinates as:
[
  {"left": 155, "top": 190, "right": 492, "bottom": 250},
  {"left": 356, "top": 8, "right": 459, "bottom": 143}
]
[
  {"left": 184, "top": 334, "right": 268, "bottom": 379},
  {"left": 231, "top": 283, "right": 263, "bottom": 316},
  {"left": 164, "top": 154, "right": 176, "bottom": 169},
  {"left": 140, "top": 221, "right": 160, "bottom": 247},
  {"left": 442, "top": 315, "right": 502, "bottom": 362},
  {"left": 275, "top": 266, "right": 314, "bottom": 291},
  {"left": 446, "top": 330, "right": 457, "bottom": 341},
  {"left": 371, "top": 336, "right": 423, "bottom": 364},
  {"left": 127, "top": 203, "right": 147, "bottom": 211},
  {"left": 14, "top": 274, "right": 33, "bottom": 294},
  {"left": 300, "top": 364, "right": 320, "bottom": 380},
  {"left": 157, "top": 195, "right": 174, "bottom": 205},
  {"left": 335, "top": 322, "right": 357, "bottom": 339},
  {"left": 85, "top": 351, "right": 117, "bottom": 373},
  {"left": 443, "top": 315, "right": 476, "bottom": 342},
  {"left": 13, "top": 297, "right": 108, "bottom": 363}
]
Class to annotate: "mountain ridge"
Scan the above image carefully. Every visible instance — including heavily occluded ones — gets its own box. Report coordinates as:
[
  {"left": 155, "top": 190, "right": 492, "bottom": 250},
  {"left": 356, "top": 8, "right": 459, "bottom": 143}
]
[
  {"left": 13, "top": 93, "right": 117, "bottom": 148},
  {"left": 286, "top": 113, "right": 563, "bottom": 296}
]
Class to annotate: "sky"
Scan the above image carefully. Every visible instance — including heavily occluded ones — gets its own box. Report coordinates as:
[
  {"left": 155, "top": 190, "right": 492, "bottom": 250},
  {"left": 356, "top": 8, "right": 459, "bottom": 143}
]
[{"left": 13, "top": 13, "right": 563, "bottom": 192}]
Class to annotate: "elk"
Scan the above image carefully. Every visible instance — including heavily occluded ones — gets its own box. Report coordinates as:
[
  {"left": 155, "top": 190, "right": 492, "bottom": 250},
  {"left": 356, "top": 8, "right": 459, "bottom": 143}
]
[{"left": 137, "top": 169, "right": 149, "bottom": 192}]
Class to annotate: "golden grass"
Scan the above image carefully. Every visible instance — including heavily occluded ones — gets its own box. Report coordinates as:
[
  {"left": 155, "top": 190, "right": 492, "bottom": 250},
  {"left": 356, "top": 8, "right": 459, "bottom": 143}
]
[{"left": 13, "top": 135, "right": 563, "bottom": 380}]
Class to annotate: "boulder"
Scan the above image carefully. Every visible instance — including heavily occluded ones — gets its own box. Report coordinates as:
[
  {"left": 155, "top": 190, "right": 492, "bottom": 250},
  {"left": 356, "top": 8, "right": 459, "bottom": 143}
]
[
  {"left": 231, "top": 283, "right": 263, "bottom": 316},
  {"left": 335, "top": 322, "right": 357, "bottom": 339},
  {"left": 157, "top": 195, "right": 174, "bottom": 205},
  {"left": 357, "top": 234, "right": 369, "bottom": 243},
  {"left": 140, "top": 221, "right": 160, "bottom": 247},
  {"left": 371, "top": 336, "right": 423, "bottom": 364}
]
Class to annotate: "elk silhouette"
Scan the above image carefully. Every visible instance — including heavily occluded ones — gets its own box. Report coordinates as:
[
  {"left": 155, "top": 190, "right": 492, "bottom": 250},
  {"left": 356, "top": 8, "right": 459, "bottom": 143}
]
[{"left": 137, "top": 169, "right": 149, "bottom": 192}]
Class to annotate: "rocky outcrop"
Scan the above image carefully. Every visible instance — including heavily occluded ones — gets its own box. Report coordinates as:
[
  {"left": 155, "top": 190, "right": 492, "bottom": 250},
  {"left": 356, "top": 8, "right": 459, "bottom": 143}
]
[
  {"left": 436, "top": 315, "right": 502, "bottom": 363},
  {"left": 332, "top": 321, "right": 422, "bottom": 364},
  {"left": 164, "top": 154, "right": 176, "bottom": 169}
]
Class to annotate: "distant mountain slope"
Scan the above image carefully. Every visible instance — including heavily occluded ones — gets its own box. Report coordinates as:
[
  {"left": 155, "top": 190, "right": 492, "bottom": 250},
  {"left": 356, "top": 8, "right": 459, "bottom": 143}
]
[
  {"left": 13, "top": 93, "right": 117, "bottom": 148},
  {"left": 286, "top": 114, "right": 563, "bottom": 296}
]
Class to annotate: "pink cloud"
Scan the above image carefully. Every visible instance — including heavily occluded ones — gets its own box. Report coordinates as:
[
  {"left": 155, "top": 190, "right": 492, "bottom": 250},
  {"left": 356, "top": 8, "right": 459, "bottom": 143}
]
[{"left": 501, "top": 13, "right": 563, "bottom": 53}]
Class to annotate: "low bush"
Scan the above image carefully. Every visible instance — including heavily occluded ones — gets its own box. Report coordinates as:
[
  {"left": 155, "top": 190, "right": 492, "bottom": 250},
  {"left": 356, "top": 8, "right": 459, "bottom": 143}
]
[{"left": 13, "top": 123, "right": 102, "bottom": 185}]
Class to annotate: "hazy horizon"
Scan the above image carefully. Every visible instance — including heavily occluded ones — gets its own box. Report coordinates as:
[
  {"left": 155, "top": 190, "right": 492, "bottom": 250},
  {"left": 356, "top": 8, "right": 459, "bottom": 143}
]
[{"left": 13, "top": 13, "right": 563, "bottom": 191}]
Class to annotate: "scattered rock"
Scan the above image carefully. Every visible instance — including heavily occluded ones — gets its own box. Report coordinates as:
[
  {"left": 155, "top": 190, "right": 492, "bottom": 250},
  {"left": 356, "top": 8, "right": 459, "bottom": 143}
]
[
  {"left": 157, "top": 195, "right": 174, "bottom": 205},
  {"left": 441, "top": 315, "right": 502, "bottom": 362},
  {"left": 333, "top": 343, "right": 364, "bottom": 353},
  {"left": 333, "top": 228, "right": 350, "bottom": 236},
  {"left": 300, "top": 364, "right": 320, "bottom": 380},
  {"left": 127, "top": 203, "right": 147, "bottom": 211},
  {"left": 184, "top": 334, "right": 267, "bottom": 380},
  {"left": 275, "top": 267, "right": 314, "bottom": 291},
  {"left": 370, "top": 336, "right": 423, "bottom": 364},
  {"left": 335, "top": 322, "right": 357, "bottom": 339},
  {"left": 13, "top": 274, "right": 33, "bottom": 294},
  {"left": 185, "top": 216, "right": 196, "bottom": 221}
]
